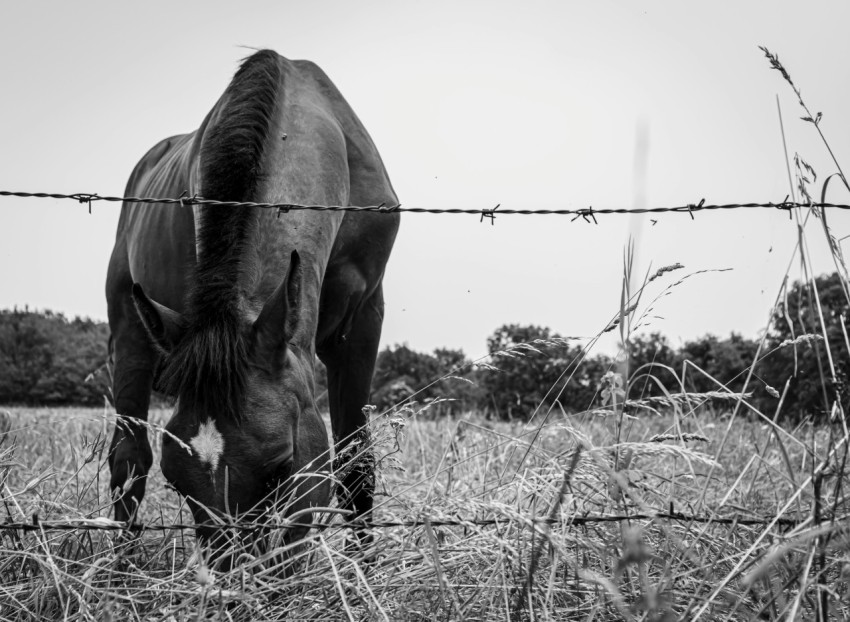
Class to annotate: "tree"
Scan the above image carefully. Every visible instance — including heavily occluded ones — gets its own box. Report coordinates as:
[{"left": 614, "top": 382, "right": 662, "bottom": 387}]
[
  {"left": 626, "top": 332, "right": 679, "bottom": 398},
  {"left": 679, "top": 332, "right": 758, "bottom": 395},
  {"left": 481, "top": 324, "right": 596, "bottom": 419},
  {"left": 0, "top": 309, "right": 110, "bottom": 406},
  {"left": 0, "top": 309, "right": 54, "bottom": 401},
  {"left": 758, "top": 273, "right": 850, "bottom": 421},
  {"left": 373, "top": 343, "right": 440, "bottom": 408},
  {"left": 371, "top": 344, "right": 476, "bottom": 414}
]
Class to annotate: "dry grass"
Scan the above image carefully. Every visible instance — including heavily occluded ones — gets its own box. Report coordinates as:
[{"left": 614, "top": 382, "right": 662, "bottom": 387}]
[{"left": 0, "top": 393, "right": 848, "bottom": 620}]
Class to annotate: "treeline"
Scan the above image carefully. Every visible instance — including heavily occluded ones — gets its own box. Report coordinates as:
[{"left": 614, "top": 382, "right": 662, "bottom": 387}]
[
  {"left": 372, "top": 273, "right": 849, "bottom": 423},
  {"left": 0, "top": 308, "right": 110, "bottom": 406},
  {"left": 373, "top": 328, "right": 758, "bottom": 418},
  {"left": 1, "top": 273, "right": 847, "bottom": 422},
  {"left": 371, "top": 324, "right": 585, "bottom": 418}
]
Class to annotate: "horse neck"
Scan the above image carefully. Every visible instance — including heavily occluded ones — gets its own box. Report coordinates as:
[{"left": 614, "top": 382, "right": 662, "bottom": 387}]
[
  {"left": 191, "top": 54, "right": 351, "bottom": 351},
  {"left": 243, "top": 76, "right": 352, "bottom": 347},
  {"left": 247, "top": 208, "right": 343, "bottom": 353}
]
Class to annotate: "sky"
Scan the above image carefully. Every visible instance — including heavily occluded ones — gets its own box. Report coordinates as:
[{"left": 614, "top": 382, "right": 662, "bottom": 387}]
[{"left": 1, "top": 1, "right": 850, "bottom": 360}]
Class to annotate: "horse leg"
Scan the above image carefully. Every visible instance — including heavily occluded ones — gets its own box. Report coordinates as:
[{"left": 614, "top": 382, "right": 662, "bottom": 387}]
[
  {"left": 321, "top": 286, "right": 385, "bottom": 531},
  {"left": 108, "top": 306, "right": 156, "bottom": 524}
]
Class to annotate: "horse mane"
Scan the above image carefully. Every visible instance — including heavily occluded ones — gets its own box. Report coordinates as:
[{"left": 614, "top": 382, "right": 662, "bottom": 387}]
[{"left": 160, "top": 50, "right": 282, "bottom": 421}]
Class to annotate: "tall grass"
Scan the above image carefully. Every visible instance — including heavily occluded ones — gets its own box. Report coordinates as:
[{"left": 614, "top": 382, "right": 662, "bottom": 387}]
[
  {"left": 3, "top": 398, "right": 840, "bottom": 621},
  {"left": 2, "top": 47, "right": 850, "bottom": 620}
]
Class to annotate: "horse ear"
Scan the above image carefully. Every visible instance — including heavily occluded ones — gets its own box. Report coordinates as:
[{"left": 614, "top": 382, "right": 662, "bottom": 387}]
[
  {"left": 252, "top": 250, "right": 302, "bottom": 367},
  {"left": 131, "top": 283, "right": 186, "bottom": 353}
]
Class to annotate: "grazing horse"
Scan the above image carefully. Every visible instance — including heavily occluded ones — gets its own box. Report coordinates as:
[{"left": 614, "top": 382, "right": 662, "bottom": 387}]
[{"left": 105, "top": 50, "right": 399, "bottom": 547}]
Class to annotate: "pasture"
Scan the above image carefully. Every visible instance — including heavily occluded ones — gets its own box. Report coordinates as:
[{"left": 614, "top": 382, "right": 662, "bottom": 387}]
[
  {"left": 1, "top": 30, "right": 849, "bottom": 622},
  {"left": 0, "top": 388, "right": 846, "bottom": 620}
]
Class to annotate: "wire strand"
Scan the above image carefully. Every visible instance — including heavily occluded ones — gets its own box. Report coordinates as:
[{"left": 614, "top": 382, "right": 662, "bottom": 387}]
[
  {"left": 1, "top": 190, "right": 847, "bottom": 220},
  {"left": 1, "top": 510, "right": 811, "bottom": 533}
]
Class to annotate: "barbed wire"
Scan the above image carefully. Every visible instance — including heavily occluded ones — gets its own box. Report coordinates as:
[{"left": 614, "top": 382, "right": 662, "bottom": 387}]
[
  {"left": 0, "top": 190, "right": 839, "bottom": 537},
  {"left": 2, "top": 190, "right": 849, "bottom": 223},
  {"left": 0, "top": 510, "right": 813, "bottom": 534}
]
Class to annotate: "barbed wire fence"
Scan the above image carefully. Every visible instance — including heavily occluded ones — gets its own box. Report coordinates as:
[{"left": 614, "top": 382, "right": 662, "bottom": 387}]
[
  {"left": 0, "top": 189, "right": 845, "bottom": 538},
  {"left": 0, "top": 511, "right": 812, "bottom": 535},
  {"left": 3, "top": 190, "right": 850, "bottom": 224}
]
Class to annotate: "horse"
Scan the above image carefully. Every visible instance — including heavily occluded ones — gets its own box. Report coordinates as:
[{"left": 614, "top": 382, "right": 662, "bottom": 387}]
[{"left": 105, "top": 49, "right": 399, "bottom": 552}]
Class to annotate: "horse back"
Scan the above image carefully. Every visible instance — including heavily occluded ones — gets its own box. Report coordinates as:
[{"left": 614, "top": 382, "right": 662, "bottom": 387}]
[
  {"left": 275, "top": 61, "right": 400, "bottom": 345},
  {"left": 107, "top": 133, "right": 198, "bottom": 315},
  {"left": 107, "top": 54, "right": 400, "bottom": 348}
]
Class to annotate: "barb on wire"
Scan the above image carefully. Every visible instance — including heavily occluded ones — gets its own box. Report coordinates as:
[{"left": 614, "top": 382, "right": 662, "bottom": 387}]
[
  {"left": 777, "top": 194, "right": 795, "bottom": 219},
  {"left": 0, "top": 510, "right": 808, "bottom": 534},
  {"left": 69, "top": 192, "right": 98, "bottom": 214},
  {"left": 480, "top": 203, "right": 499, "bottom": 224},
  {"left": 571, "top": 206, "right": 597, "bottom": 224},
  {"left": 3, "top": 190, "right": 850, "bottom": 218},
  {"left": 686, "top": 198, "right": 705, "bottom": 220}
]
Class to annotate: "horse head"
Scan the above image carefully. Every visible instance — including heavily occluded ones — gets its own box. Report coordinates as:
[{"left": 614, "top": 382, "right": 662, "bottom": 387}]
[{"left": 131, "top": 250, "right": 330, "bottom": 553}]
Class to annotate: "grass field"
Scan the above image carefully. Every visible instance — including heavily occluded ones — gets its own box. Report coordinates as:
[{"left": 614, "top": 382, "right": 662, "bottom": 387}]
[
  {"left": 0, "top": 395, "right": 846, "bottom": 620},
  {"left": 3, "top": 48, "right": 850, "bottom": 621}
]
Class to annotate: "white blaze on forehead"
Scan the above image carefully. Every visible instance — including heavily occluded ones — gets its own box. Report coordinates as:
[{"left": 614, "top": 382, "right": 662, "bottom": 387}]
[{"left": 190, "top": 420, "right": 224, "bottom": 472}]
